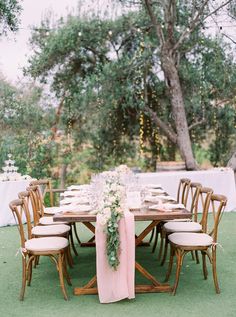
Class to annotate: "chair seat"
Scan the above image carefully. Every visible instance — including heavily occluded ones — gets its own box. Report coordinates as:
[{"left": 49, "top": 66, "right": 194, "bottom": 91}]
[
  {"left": 168, "top": 232, "right": 213, "bottom": 247},
  {"left": 164, "top": 221, "right": 202, "bottom": 233},
  {"left": 25, "top": 237, "right": 69, "bottom": 252},
  {"left": 167, "top": 218, "right": 191, "bottom": 222},
  {"left": 39, "top": 216, "right": 68, "bottom": 226},
  {"left": 32, "top": 224, "right": 70, "bottom": 236}
]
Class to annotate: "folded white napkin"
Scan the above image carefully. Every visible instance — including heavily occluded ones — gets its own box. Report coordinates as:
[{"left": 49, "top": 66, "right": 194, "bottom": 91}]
[
  {"left": 62, "top": 190, "right": 90, "bottom": 197},
  {"left": 149, "top": 203, "right": 185, "bottom": 210},
  {"left": 144, "top": 195, "right": 161, "bottom": 203},
  {"left": 162, "top": 203, "right": 185, "bottom": 209},
  {"left": 67, "top": 184, "right": 91, "bottom": 191},
  {"left": 148, "top": 188, "right": 166, "bottom": 195},
  {"left": 145, "top": 183, "right": 162, "bottom": 189},
  {"left": 155, "top": 195, "right": 176, "bottom": 201},
  {"left": 60, "top": 204, "right": 92, "bottom": 213},
  {"left": 60, "top": 196, "right": 90, "bottom": 205}
]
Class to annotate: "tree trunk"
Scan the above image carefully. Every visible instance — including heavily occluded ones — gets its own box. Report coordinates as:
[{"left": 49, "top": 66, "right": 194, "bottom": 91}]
[{"left": 161, "top": 52, "right": 198, "bottom": 170}]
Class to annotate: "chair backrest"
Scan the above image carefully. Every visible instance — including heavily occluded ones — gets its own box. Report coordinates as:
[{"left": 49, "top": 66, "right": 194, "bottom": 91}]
[
  {"left": 195, "top": 187, "right": 213, "bottom": 230},
  {"left": 9, "top": 199, "right": 32, "bottom": 247},
  {"left": 207, "top": 194, "right": 227, "bottom": 243},
  {"left": 188, "top": 182, "right": 202, "bottom": 217},
  {"left": 18, "top": 191, "right": 36, "bottom": 228},
  {"left": 27, "top": 185, "right": 45, "bottom": 224},
  {"left": 177, "top": 178, "right": 191, "bottom": 206},
  {"left": 29, "top": 179, "right": 54, "bottom": 206}
]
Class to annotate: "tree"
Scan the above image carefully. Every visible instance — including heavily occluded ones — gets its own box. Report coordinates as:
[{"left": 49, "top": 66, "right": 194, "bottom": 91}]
[
  {"left": 25, "top": 2, "right": 236, "bottom": 174},
  {"left": 0, "top": 0, "right": 22, "bottom": 36},
  {"left": 116, "top": 0, "right": 235, "bottom": 169}
]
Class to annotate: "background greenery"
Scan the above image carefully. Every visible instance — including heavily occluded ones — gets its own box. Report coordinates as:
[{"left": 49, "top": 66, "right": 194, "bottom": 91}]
[{"left": 0, "top": 1, "right": 236, "bottom": 186}]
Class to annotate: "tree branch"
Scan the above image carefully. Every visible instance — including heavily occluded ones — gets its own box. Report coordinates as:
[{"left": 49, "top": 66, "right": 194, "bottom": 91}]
[
  {"left": 222, "top": 32, "right": 236, "bottom": 45},
  {"left": 144, "top": 105, "right": 177, "bottom": 143},
  {"left": 173, "top": 0, "right": 209, "bottom": 51},
  {"left": 164, "top": 0, "right": 176, "bottom": 45},
  {"left": 173, "top": 0, "right": 234, "bottom": 51},
  {"left": 188, "top": 119, "right": 206, "bottom": 131},
  {"left": 203, "top": 0, "right": 233, "bottom": 21},
  {"left": 143, "top": 0, "right": 165, "bottom": 46}
]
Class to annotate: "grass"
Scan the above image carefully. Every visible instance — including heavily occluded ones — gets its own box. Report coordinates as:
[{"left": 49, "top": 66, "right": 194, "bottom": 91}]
[{"left": 1, "top": 213, "right": 236, "bottom": 317}]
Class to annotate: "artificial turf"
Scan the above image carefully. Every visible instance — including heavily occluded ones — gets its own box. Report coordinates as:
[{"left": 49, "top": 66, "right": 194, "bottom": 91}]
[{"left": 1, "top": 212, "right": 236, "bottom": 317}]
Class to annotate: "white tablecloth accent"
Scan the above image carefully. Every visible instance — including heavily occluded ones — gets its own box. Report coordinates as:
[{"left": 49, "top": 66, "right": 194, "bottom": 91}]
[
  {"left": 0, "top": 180, "right": 32, "bottom": 227},
  {"left": 138, "top": 168, "right": 236, "bottom": 211}
]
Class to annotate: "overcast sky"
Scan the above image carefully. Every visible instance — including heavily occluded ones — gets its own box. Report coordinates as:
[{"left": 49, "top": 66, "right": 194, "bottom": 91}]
[
  {"left": 0, "top": 0, "right": 235, "bottom": 84},
  {"left": 0, "top": 0, "right": 79, "bottom": 83}
]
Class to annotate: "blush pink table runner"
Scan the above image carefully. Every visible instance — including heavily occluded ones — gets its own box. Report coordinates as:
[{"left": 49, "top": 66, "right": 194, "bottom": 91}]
[{"left": 96, "top": 210, "right": 135, "bottom": 303}]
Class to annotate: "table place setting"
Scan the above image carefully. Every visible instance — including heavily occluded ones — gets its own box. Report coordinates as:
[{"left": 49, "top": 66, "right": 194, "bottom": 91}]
[
  {"left": 148, "top": 202, "right": 185, "bottom": 211},
  {"left": 61, "top": 190, "right": 90, "bottom": 197},
  {"left": 60, "top": 196, "right": 90, "bottom": 205},
  {"left": 67, "top": 184, "right": 91, "bottom": 191}
]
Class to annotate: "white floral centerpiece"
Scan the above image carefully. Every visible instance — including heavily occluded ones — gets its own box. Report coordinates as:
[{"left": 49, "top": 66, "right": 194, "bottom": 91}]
[{"left": 98, "top": 170, "right": 127, "bottom": 270}]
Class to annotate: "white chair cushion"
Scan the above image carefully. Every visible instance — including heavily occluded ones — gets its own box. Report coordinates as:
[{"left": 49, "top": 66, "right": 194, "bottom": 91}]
[
  {"left": 25, "top": 237, "right": 69, "bottom": 252},
  {"left": 169, "top": 233, "right": 213, "bottom": 247},
  {"left": 164, "top": 221, "right": 202, "bottom": 233},
  {"left": 39, "top": 216, "right": 68, "bottom": 226},
  {"left": 32, "top": 224, "right": 70, "bottom": 236},
  {"left": 167, "top": 218, "right": 191, "bottom": 222}
]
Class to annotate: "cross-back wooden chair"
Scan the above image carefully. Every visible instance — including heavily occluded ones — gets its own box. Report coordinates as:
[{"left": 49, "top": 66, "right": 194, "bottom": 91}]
[
  {"left": 165, "top": 193, "right": 227, "bottom": 294},
  {"left": 159, "top": 182, "right": 203, "bottom": 266},
  {"left": 29, "top": 180, "right": 81, "bottom": 245},
  {"left": 18, "top": 190, "right": 74, "bottom": 269},
  {"left": 26, "top": 185, "right": 78, "bottom": 257},
  {"left": 151, "top": 178, "right": 192, "bottom": 256},
  {"left": 161, "top": 186, "right": 213, "bottom": 265},
  {"left": 9, "top": 198, "right": 71, "bottom": 300}
]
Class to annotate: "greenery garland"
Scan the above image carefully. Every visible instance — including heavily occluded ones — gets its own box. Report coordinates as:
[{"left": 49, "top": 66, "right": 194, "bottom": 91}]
[{"left": 99, "top": 167, "right": 130, "bottom": 270}]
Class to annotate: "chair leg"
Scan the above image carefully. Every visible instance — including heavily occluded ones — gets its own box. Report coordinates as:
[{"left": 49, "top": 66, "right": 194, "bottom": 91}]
[
  {"left": 195, "top": 250, "right": 200, "bottom": 264},
  {"left": 164, "top": 245, "right": 175, "bottom": 282},
  {"left": 27, "top": 256, "right": 34, "bottom": 286},
  {"left": 201, "top": 251, "right": 208, "bottom": 280},
  {"left": 62, "top": 251, "right": 72, "bottom": 286},
  {"left": 151, "top": 226, "right": 159, "bottom": 253},
  {"left": 190, "top": 251, "right": 195, "bottom": 261},
  {"left": 161, "top": 235, "right": 169, "bottom": 266},
  {"left": 172, "top": 249, "right": 185, "bottom": 295},
  {"left": 66, "top": 245, "right": 74, "bottom": 268},
  {"left": 212, "top": 246, "right": 220, "bottom": 294},
  {"left": 20, "top": 257, "right": 27, "bottom": 301},
  {"left": 157, "top": 227, "right": 165, "bottom": 260},
  {"left": 149, "top": 228, "right": 155, "bottom": 243},
  {"left": 73, "top": 223, "right": 81, "bottom": 245},
  {"left": 69, "top": 229, "right": 78, "bottom": 256},
  {"left": 58, "top": 253, "right": 69, "bottom": 300}
]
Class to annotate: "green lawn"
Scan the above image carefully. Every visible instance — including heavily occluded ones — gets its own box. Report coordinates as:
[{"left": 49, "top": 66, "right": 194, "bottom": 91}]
[{"left": 1, "top": 213, "right": 236, "bottom": 317}]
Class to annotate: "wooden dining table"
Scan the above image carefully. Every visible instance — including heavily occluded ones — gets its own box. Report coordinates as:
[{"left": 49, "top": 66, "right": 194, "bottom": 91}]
[{"left": 53, "top": 206, "right": 191, "bottom": 296}]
